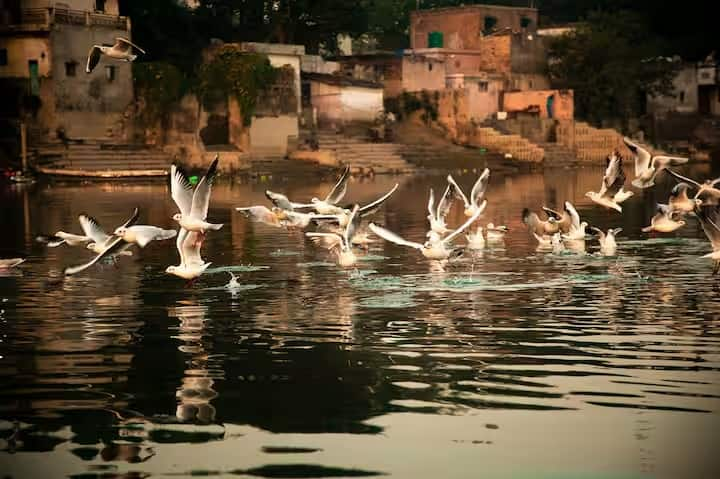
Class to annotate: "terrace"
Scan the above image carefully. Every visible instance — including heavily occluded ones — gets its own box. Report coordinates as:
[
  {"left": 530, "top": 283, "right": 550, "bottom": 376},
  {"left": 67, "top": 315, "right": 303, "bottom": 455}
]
[{"left": 0, "top": 7, "right": 129, "bottom": 32}]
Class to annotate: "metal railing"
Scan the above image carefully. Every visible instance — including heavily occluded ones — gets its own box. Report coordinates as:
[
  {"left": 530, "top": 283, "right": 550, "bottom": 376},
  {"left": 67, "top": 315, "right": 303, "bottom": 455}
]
[{"left": 0, "top": 8, "right": 128, "bottom": 31}]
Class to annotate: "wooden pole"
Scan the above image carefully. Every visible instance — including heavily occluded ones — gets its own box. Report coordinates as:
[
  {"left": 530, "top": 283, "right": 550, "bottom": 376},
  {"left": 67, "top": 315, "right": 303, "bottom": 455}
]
[{"left": 20, "top": 121, "right": 28, "bottom": 172}]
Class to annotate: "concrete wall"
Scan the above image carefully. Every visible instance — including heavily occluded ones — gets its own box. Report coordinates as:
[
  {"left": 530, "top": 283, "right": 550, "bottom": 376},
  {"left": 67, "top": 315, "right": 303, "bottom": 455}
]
[
  {"left": 310, "top": 81, "right": 383, "bottom": 125},
  {"left": 410, "top": 5, "right": 538, "bottom": 49},
  {"left": 301, "top": 55, "right": 339, "bottom": 74},
  {"left": 0, "top": 37, "right": 51, "bottom": 78},
  {"left": 249, "top": 115, "right": 298, "bottom": 155},
  {"left": 439, "top": 80, "right": 501, "bottom": 124},
  {"left": 401, "top": 56, "right": 445, "bottom": 93},
  {"left": 503, "top": 89, "right": 574, "bottom": 120},
  {"left": 647, "top": 66, "right": 699, "bottom": 115},
  {"left": 340, "top": 86, "right": 383, "bottom": 122}
]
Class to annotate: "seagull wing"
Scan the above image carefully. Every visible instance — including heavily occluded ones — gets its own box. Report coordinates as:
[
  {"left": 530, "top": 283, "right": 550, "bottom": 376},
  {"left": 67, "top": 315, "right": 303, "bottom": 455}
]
[
  {"left": 602, "top": 155, "right": 626, "bottom": 198},
  {"left": 359, "top": 183, "right": 398, "bottom": 218},
  {"left": 116, "top": 37, "right": 146, "bottom": 54},
  {"left": 129, "top": 226, "right": 177, "bottom": 248},
  {"left": 665, "top": 168, "right": 702, "bottom": 188},
  {"left": 623, "top": 137, "right": 652, "bottom": 176},
  {"left": 697, "top": 205, "right": 720, "bottom": 252},
  {"left": 236, "top": 206, "right": 282, "bottom": 227},
  {"left": 189, "top": 155, "right": 219, "bottom": 220},
  {"left": 86, "top": 46, "right": 102, "bottom": 73},
  {"left": 368, "top": 223, "right": 424, "bottom": 250},
  {"left": 447, "top": 174, "right": 469, "bottom": 208},
  {"left": 265, "top": 190, "right": 297, "bottom": 211},
  {"left": 78, "top": 214, "right": 110, "bottom": 244},
  {"left": 652, "top": 155, "right": 689, "bottom": 171},
  {"left": 182, "top": 230, "right": 204, "bottom": 266},
  {"left": 541, "top": 206, "right": 563, "bottom": 220},
  {"left": 344, "top": 205, "right": 361, "bottom": 250},
  {"left": 443, "top": 200, "right": 487, "bottom": 245},
  {"left": 119, "top": 207, "right": 140, "bottom": 229},
  {"left": 176, "top": 228, "right": 188, "bottom": 266},
  {"left": 469, "top": 168, "right": 490, "bottom": 207},
  {"left": 590, "top": 227, "right": 606, "bottom": 241},
  {"left": 564, "top": 201, "right": 581, "bottom": 229},
  {"left": 436, "top": 183, "right": 455, "bottom": 221},
  {"left": 64, "top": 236, "right": 126, "bottom": 276},
  {"left": 306, "top": 232, "right": 343, "bottom": 250},
  {"left": 324, "top": 165, "right": 351, "bottom": 205},
  {"left": 427, "top": 188, "right": 435, "bottom": 220},
  {"left": 171, "top": 163, "right": 194, "bottom": 216}
]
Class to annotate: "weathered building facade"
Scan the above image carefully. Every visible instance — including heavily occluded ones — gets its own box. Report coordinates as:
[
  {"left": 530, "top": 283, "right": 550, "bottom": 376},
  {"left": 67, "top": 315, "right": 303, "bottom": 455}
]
[
  {"left": 0, "top": 0, "right": 134, "bottom": 141},
  {"left": 305, "top": 72, "right": 384, "bottom": 126}
]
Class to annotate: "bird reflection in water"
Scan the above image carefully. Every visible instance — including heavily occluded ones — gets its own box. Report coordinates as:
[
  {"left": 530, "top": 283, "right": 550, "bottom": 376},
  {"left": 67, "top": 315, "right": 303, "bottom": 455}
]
[{"left": 168, "top": 304, "right": 219, "bottom": 423}]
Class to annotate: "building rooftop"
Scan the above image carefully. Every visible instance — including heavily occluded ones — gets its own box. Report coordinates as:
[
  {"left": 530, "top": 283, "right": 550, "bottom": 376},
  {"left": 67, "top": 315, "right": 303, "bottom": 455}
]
[
  {"left": 303, "top": 72, "right": 383, "bottom": 89},
  {"left": 240, "top": 42, "right": 306, "bottom": 56}
]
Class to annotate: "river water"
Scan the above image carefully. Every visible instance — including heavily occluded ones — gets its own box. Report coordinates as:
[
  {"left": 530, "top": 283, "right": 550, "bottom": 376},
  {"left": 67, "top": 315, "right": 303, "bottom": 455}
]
[{"left": 1, "top": 165, "right": 720, "bottom": 479}]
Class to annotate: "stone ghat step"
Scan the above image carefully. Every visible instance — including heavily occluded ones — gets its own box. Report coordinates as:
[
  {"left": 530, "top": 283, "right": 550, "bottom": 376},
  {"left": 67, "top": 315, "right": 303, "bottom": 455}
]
[{"left": 49, "top": 163, "right": 171, "bottom": 171}]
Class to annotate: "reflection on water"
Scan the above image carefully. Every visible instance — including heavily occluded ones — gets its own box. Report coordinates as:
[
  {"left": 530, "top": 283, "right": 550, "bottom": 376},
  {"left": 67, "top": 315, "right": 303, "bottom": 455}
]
[{"left": 1, "top": 165, "right": 720, "bottom": 478}]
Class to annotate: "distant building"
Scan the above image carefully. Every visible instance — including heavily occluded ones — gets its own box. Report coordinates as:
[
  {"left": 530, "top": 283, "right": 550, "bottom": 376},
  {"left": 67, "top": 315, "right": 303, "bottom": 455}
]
[
  {"left": 0, "top": 0, "right": 134, "bottom": 141},
  {"left": 647, "top": 59, "right": 720, "bottom": 117},
  {"left": 334, "top": 52, "right": 446, "bottom": 98}
]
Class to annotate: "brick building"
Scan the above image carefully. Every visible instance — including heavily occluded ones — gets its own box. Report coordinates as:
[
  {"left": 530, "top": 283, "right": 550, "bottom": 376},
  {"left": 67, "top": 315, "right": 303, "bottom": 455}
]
[{"left": 0, "top": 0, "right": 135, "bottom": 141}]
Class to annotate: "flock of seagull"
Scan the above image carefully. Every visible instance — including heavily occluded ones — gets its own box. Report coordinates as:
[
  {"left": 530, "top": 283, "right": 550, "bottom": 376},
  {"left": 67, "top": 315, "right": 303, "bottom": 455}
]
[{"left": 1, "top": 137, "right": 720, "bottom": 279}]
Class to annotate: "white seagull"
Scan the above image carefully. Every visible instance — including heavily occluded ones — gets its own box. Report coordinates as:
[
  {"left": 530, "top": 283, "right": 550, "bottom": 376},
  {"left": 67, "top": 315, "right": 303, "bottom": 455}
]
[
  {"left": 427, "top": 185, "right": 456, "bottom": 236},
  {"left": 465, "top": 226, "right": 485, "bottom": 250},
  {"left": 447, "top": 168, "right": 490, "bottom": 217},
  {"left": 486, "top": 223, "right": 508, "bottom": 241},
  {"left": 369, "top": 200, "right": 486, "bottom": 260},
  {"left": 171, "top": 156, "right": 223, "bottom": 233},
  {"left": 86, "top": 37, "right": 146, "bottom": 73},
  {"left": 306, "top": 205, "right": 361, "bottom": 267},
  {"left": 623, "top": 137, "right": 688, "bottom": 189},
  {"left": 592, "top": 227, "right": 622, "bottom": 256},
  {"left": 558, "top": 202, "right": 588, "bottom": 241},
  {"left": 586, "top": 152, "right": 628, "bottom": 212},
  {"left": 310, "top": 166, "right": 352, "bottom": 215},
  {"left": 79, "top": 214, "right": 132, "bottom": 256},
  {"left": 64, "top": 208, "right": 139, "bottom": 276},
  {"left": 642, "top": 204, "right": 686, "bottom": 233},
  {"left": 113, "top": 225, "right": 177, "bottom": 248},
  {"left": 165, "top": 229, "right": 212, "bottom": 280}
]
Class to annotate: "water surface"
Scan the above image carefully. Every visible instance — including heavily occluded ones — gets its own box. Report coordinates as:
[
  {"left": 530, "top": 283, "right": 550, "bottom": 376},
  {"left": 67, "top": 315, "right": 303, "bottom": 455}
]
[{"left": 1, "top": 166, "right": 720, "bottom": 478}]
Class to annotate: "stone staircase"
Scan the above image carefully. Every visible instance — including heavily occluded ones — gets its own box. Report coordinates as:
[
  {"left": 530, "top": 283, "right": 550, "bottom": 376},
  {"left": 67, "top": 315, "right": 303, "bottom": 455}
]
[
  {"left": 31, "top": 141, "right": 172, "bottom": 177},
  {"left": 556, "top": 121, "right": 629, "bottom": 164},
  {"left": 315, "top": 131, "right": 414, "bottom": 174},
  {"left": 467, "top": 127, "right": 545, "bottom": 163},
  {"left": 536, "top": 142, "right": 577, "bottom": 166}
]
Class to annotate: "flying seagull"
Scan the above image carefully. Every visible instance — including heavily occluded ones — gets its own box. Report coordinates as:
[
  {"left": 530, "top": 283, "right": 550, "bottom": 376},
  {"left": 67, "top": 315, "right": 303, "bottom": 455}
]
[
  {"left": 522, "top": 208, "right": 559, "bottom": 237},
  {"left": 585, "top": 152, "right": 628, "bottom": 212},
  {"left": 309, "top": 166, "right": 352, "bottom": 215},
  {"left": 427, "top": 184, "right": 456, "bottom": 236},
  {"left": 165, "top": 229, "right": 212, "bottom": 280},
  {"left": 79, "top": 214, "right": 133, "bottom": 257},
  {"left": 86, "top": 37, "right": 146, "bottom": 73},
  {"left": 306, "top": 205, "right": 361, "bottom": 267},
  {"left": 623, "top": 137, "right": 688, "bottom": 189},
  {"left": 171, "top": 156, "right": 223, "bottom": 233},
  {"left": 64, "top": 208, "right": 139, "bottom": 276},
  {"left": 447, "top": 168, "right": 490, "bottom": 217},
  {"left": 369, "top": 200, "right": 486, "bottom": 260},
  {"left": 113, "top": 224, "right": 177, "bottom": 248},
  {"left": 642, "top": 204, "right": 686, "bottom": 233}
]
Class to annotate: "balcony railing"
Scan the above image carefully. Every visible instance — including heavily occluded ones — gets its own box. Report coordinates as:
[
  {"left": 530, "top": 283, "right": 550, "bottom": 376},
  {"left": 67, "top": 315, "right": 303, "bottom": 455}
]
[{"left": 0, "top": 8, "right": 128, "bottom": 32}]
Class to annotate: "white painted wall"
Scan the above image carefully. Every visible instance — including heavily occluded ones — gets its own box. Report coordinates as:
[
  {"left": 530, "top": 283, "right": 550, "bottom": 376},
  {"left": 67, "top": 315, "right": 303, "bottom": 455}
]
[{"left": 340, "top": 86, "right": 384, "bottom": 122}]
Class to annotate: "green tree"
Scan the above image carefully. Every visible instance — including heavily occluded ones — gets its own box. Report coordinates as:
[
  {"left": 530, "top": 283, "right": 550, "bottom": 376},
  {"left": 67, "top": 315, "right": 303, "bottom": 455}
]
[{"left": 547, "top": 10, "right": 678, "bottom": 125}]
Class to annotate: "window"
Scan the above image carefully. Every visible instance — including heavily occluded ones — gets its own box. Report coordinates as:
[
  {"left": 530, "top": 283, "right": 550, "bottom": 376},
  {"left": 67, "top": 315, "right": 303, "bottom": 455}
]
[
  {"left": 478, "top": 81, "right": 489, "bottom": 92},
  {"left": 483, "top": 16, "right": 497, "bottom": 34},
  {"left": 65, "top": 61, "right": 76, "bottom": 77},
  {"left": 521, "top": 16, "right": 532, "bottom": 29},
  {"left": 428, "top": 63, "right": 433, "bottom": 71},
  {"left": 0, "top": 49, "right": 7, "bottom": 66},
  {"left": 529, "top": 80, "right": 534, "bottom": 89},
  {"left": 95, "top": 0, "right": 106, "bottom": 12},
  {"left": 105, "top": 65, "right": 115, "bottom": 81}
]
